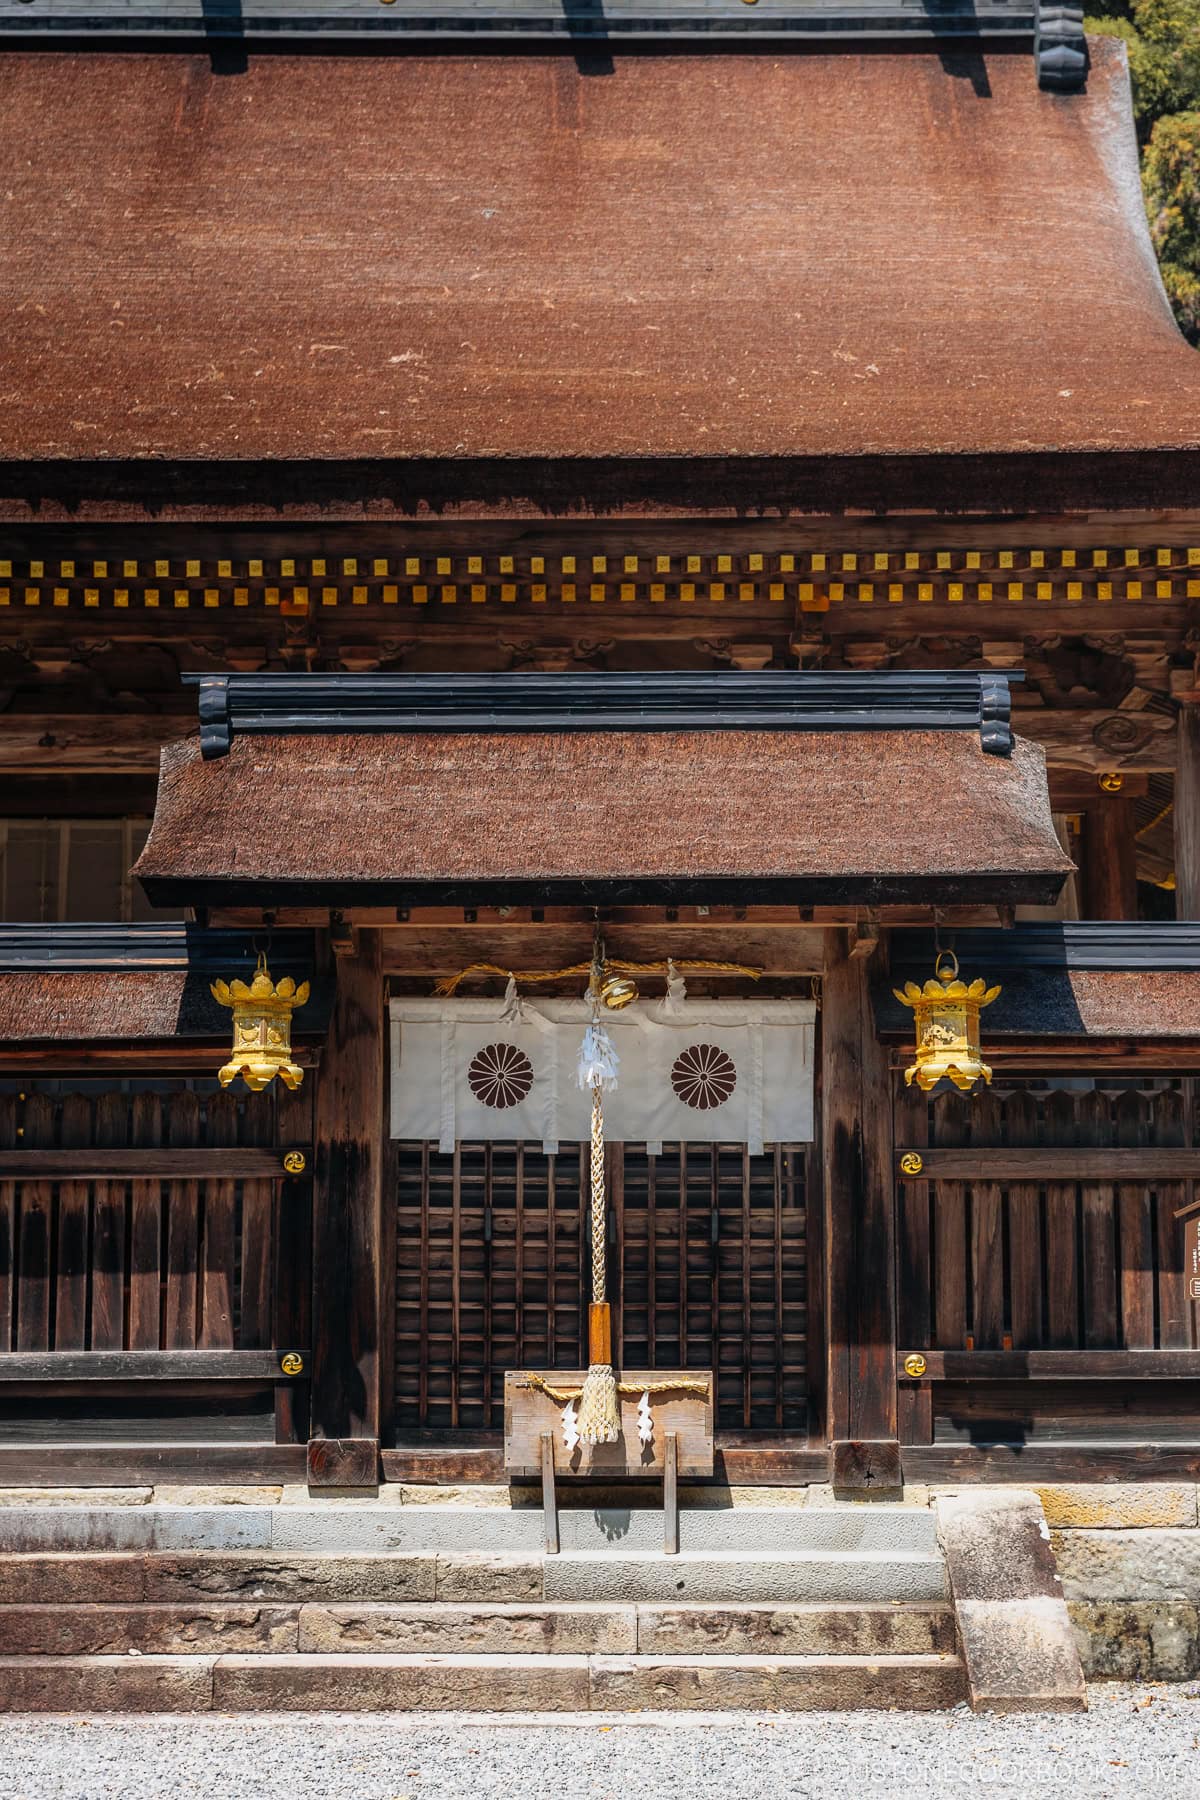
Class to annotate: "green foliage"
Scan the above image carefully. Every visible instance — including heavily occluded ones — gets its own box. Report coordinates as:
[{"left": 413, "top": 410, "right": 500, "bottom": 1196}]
[
  {"left": 1087, "top": 0, "right": 1200, "bottom": 339},
  {"left": 1089, "top": 0, "right": 1200, "bottom": 124},
  {"left": 1144, "top": 110, "right": 1200, "bottom": 335}
]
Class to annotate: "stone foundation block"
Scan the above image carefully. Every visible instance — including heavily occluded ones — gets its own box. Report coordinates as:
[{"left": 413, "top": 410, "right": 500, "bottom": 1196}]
[
  {"left": 544, "top": 1550, "right": 947, "bottom": 1605},
  {"left": 212, "top": 1652, "right": 591, "bottom": 1712},
  {"left": 589, "top": 1654, "right": 779, "bottom": 1711},
  {"left": 635, "top": 1601, "right": 955, "bottom": 1657},
  {"left": 1052, "top": 1528, "right": 1200, "bottom": 1602},
  {"left": 435, "top": 1554, "right": 543, "bottom": 1601},
  {"left": 399, "top": 1486, "right": 513, "bottom": 1508},
  {"left": 152, "top": 1487, "right": 284, "bottom": 1508},
  {"left": 298, "top": 1601, "right": 636, "bottom": 1655},
  {"left": 0, "top": 1553, "right": 145, "bottom": 1605},
  {"left": 0, "top": 1507, "right": 271, "bottom": 1553},
  {"left": 1035, "top": 1485, "right": 1198, "bottom": 1529},
  {"left": 804, "top": 1485, "right": 931, "bottom": 1510},
  {"left": 1070, "top": 1600, "right": 1200, "bottom": 1680},
  {"left": 0, "top": 1488, "right": 152, "bottom": 1508},
  {"left": 0, "top": 1655, "right": 214, "bottom": 1713},
  {"left": 280, "top": 1484, "right": 404, "bottom": 1507},
  {"left": 143, "top": 1552, "right": 436, "bottom": 1603},
  {"left": 0, "top": 1604, "right": 299, "bottom": 1657},
  {"left": 773, "top": 1654, "right": 966, "bottom": 1712}
]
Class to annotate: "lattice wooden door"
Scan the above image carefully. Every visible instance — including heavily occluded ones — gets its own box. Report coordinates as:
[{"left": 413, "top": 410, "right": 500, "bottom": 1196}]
[{"left": 392, "top": 1140, "right": 809, "bottom": 1437}]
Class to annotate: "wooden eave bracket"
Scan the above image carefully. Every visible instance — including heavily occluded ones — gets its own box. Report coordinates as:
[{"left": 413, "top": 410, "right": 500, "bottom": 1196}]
[{"left": 849, "top": 912, "right": 880, "bottom": 959}]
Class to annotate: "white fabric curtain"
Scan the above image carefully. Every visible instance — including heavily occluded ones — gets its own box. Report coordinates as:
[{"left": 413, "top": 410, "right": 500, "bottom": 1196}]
[{"left": 389, "top": 996, "right": 816, "bottom": 1155}]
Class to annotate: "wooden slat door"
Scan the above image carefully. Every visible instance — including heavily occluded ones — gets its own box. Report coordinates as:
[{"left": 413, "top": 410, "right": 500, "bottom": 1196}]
[{"left": 392, "top": 1139, "right": 808, "bottom": 1436}]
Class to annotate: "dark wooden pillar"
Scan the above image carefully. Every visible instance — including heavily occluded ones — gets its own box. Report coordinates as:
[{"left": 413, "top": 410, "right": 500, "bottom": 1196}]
[
  {"left": 1083, "top": 787, "right": 1138, "bottom": 920},
  {"left": 821, "top": 930, "right": 900, "bottom": 1491},
  {"left": 1177, "top": 704, "right": 1200, "bottom": 920},
  {"left": 308, "top": 930, "right": 385, "bottom": 1486}
]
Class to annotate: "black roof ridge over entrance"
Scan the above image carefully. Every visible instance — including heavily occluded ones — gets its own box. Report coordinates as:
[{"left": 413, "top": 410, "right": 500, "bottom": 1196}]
[
  {"left": 0, "top": 923, "right": 317, "bottom": 974},
  {"left": 892, "top": 923, "right": 1200, "bottom": 970},
  {"left": 188, "top": 671, "right": 1018, "bottom": 761},
  {"left": 0, "top": 2, "right": 1087, "bottom": 90}
]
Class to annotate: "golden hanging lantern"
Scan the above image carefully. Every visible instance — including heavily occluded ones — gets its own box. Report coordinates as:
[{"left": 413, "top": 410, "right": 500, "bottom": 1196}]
[
  {"left": 599, "top": 971, "right": 639, "bottom": 1010},
  {"left": 211, "top": 953, "right": 310, "bottom": 1092},
  {"left": 893, "top": 951, "right": 1001, "bottom": 1095}
]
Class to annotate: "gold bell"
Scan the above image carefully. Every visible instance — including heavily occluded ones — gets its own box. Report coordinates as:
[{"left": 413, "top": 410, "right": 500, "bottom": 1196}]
[
  {"left": 893, "top": 951, "right": 1000, "bottom": 1095},
  {"left": 599, "top": 972, "right": 639, "bottom": 1010},
  {"left": 211, "top": 953, "right": 309, "bottom": 1092}
]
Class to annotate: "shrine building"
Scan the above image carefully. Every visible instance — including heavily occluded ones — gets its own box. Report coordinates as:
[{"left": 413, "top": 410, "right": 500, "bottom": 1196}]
[{"left": 0, "top": 0, "right": 1198, "bottom": 1713}]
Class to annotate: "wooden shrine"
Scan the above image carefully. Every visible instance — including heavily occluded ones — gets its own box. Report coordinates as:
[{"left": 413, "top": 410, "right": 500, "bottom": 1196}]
[{"left": 1, "top": 15, "right": 1200, "bottom": 1495}]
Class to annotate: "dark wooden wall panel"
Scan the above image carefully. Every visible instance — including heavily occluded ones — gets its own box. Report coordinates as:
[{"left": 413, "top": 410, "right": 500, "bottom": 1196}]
[
  {"left": 897, "top": 1074, "right": 1199, "bottom": 1368},
  {"left": 0, "top": 1080, "right": 302, "bottom": 1361}
]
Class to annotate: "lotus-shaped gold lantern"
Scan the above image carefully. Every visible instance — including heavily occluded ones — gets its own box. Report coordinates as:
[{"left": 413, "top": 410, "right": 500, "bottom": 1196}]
[
  {"left": 893, "top": 951, "right": 1001, "bottom": 1094},
  {"left": 211, "top": 953, "right": 309, "bottom": 1092}
]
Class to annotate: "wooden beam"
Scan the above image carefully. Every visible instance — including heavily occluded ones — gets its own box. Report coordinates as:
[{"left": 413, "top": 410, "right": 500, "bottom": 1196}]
[
  {"left": 899, "top": 1349, "right": 1200, "bottom": 1380},
  {"left": 0, "top": 1149, "right": 297, "bottom": 1180},
  {"left": 0, "top": 1444, "right": 307, "bottom": 1485},
  {"left": 309, "top": 930, "right": 384, "bottom": 1472},
  {"left": 380, "top": 1438, "right": 830, "bottom": 1487},
  {"left": 1177, "top": 703, "right": 1200, "bottom": 919},
  {"left": 0, "top": 714, "right": 183, "bottom": 773},
  {"left": 902, "top": 1444, "right": 1200, "bottom": 1483},
  {"left": 381, "top": 925, "right": 825, "bottom": 979},
  {"left": 0, "top": 1350, "right": 307, "bottom": 1381},
  {"left": 1015, "top": 708, "right": 1178, "bottom": 773},
  {"left": 822, "top": 931, "right": 898, "bottom": 1460},
  {"left": 1049, "top": 771, "right": 1150, "bottom": 805},
  {"left": 888, "top": 1041, "right": 1200, "bottom": 1073},
  {"left": 896, "top": 1148, "right": 1200, "bottom": 1180}
]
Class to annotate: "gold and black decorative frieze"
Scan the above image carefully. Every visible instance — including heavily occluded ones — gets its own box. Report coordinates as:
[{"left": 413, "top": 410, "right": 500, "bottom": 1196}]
[{"left": 2, "top": 546, "right": 1200, "bottom": 614}]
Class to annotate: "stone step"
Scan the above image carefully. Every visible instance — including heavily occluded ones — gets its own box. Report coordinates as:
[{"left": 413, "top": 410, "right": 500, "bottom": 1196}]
[
  {"left": 0, "top": 1650, "right": 968, "bottom": 1713},
  {"left": 543, "top": 1550, "right": 949, "bottom": 1603},
  {"left": 0, "top": 1546, "right": 947, "bottom": 1604},
  {"left": 0, "top": 1599, "right": 956, "bottom": 1659},
  {"left": 0, "top": 1503, "right": 939, "bottom": 1557}
]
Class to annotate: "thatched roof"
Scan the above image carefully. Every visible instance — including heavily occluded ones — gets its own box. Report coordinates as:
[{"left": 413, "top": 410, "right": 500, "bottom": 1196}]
[
  {"left": 1, "top": 41, "right": 1198, "bottom": 514},
  {"left": 135, "top": 726, "right": 1072, "bottom": 907}
]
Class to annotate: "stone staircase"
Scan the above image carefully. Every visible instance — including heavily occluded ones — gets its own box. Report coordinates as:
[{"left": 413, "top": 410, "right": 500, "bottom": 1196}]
[{"left": 0, "top": 1497, "right": 967, "bottom": 1711}]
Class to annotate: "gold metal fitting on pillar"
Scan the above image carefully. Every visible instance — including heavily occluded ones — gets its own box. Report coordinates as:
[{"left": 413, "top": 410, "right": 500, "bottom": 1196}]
[
  {"left": 893, "top": 950, "right": 1001, "bottom": 1095},
  {"left": 1098, "top": 771, "right": 1124, "bottom": 793},
  {"left": 903, "top": 1353, "right": 928, "bottom": 1379},
  {"left": 211, "top": 952, "right": 309, "bottom": 1093}
]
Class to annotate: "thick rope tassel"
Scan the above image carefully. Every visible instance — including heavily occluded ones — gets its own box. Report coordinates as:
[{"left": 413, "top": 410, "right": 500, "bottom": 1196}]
[{"left": 576, "top": 1082, "right": 621, "bottom": 1445}]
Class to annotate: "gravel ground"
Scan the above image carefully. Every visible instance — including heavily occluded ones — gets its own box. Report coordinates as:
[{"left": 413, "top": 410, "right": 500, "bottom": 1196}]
[{"left": 1, "top": 1685, "right": 1198, "bottom": 1800}]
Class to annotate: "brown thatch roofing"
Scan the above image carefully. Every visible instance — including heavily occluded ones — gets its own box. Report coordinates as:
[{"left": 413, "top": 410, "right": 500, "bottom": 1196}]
[
  {"left": 0, "top": 970, "right": 226, "bottom": 1044},
  {"left": 0, "top": 926, "right": 328, "bottom": 1043},
  {"left": 879, "top": 968, "right": 1200, "bottom": 1041},
  {"left": 134, "top": 727, "right": 1072, "bottom": 907},
  {"left": 1, "top": 41, "right": 1198, "bottom": 515}
]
